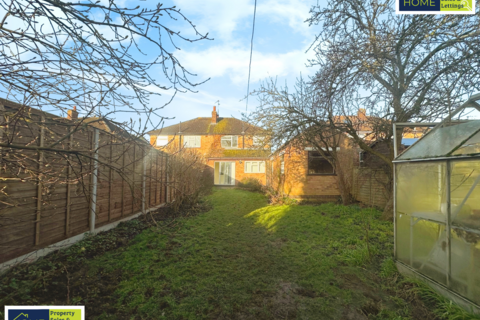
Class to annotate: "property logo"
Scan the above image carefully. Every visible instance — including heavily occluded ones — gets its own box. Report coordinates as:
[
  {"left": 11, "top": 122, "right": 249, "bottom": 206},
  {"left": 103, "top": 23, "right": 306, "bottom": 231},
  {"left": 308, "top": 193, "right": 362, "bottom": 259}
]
[
  {"left": 5, "top": 306, "right": 84, "bottom": 320},
  {"left": 396, "top": 0, "right": 475, "bottom": 14}
]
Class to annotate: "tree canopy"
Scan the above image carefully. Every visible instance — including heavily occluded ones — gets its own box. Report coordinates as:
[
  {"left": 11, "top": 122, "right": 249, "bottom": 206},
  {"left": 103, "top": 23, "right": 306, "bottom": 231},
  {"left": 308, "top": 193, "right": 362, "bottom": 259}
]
[{"left": 0, "top": 0, "right": 210, "bottom": 136}]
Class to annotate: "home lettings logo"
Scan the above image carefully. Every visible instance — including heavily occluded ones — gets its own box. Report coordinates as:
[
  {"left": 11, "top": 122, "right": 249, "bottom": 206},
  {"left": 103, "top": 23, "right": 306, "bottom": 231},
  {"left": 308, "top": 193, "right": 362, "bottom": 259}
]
[
  {"left": 397, "top": 0, "right": 475, "bottom": 14},
  {"left": 13, "top": 313, "right": 30, "bottom": 320}
]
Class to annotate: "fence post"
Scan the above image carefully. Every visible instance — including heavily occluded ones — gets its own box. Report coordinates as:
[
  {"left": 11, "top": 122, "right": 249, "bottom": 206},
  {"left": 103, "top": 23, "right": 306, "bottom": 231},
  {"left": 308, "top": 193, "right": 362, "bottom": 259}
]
[
  {"left": 154, "top": 152, "right": 158, "bottom": 205},
  {"left": 166, "top": 154, "right": 170, "bottom": 203},
  {"left": 132, "top": 144, "right": 136, "bottom": 214},
  {"left": 108, "top": 135, "right": 113, "bottom": 222},
  {"left": 121, "top": 144, "right": 125, "bottom": 217},
  {"left": 160, "top": 152, "right": 164, "bottom": 204},
  {"left": 89, "top": 128, "right": 99, "bottom": 233},
  {"left": 149, "top": 152, "right": 153, "bottom": 207},
  {"left": 142, "top": 148, "right": 146, "bottom": 213},
  {"left": 0, "top": 103, "right": 4, "bottom": 169},
  {"left": 65, "top": 127, "right": 73, "bottom": 235},
  {"left": 35, "top": 115, "right": 45, "bottom": 245}
]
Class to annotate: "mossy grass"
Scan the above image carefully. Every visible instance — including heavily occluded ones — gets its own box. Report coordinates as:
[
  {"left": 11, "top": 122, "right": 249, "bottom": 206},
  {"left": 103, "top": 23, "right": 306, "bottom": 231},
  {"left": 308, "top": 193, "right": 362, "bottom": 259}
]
[{"left": 1, "top": 189, "right": 477, "bottom": 319}]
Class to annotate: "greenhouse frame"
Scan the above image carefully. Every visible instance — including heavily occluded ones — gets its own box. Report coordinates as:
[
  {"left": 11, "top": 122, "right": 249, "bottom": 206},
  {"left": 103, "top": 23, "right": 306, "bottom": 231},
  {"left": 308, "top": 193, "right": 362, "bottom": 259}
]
[{"left": 394, "top": 94, "right": 480, "bottom": 311}]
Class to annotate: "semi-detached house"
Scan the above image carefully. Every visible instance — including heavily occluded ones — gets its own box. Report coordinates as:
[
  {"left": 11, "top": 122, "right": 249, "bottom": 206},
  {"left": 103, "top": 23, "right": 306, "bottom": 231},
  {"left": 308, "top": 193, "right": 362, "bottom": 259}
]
[{"left": 148, "top": 106, "right": 270, "bottom": 186}]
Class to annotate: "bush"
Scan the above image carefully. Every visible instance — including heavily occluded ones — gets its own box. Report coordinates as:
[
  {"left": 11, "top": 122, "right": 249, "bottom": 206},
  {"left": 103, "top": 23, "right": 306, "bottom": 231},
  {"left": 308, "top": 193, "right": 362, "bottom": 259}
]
[
  {"left": 168, "top": 149, "right": 214, "bottom": 212},
  {"left": 237, "top": 177, "right": 264, "bottom": 193},
  {"left": 264, "top": 187, "right": 297, "bottom": 205}
]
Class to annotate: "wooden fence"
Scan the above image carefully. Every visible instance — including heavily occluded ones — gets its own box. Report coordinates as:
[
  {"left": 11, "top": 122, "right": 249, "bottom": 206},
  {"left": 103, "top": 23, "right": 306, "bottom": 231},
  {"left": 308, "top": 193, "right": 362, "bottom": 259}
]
[
  {"left": 352, "top": 167, "right": 391, "bottom": 208},
  {"left": 0, "top": 100, "right": 173, "bottom": 265}
]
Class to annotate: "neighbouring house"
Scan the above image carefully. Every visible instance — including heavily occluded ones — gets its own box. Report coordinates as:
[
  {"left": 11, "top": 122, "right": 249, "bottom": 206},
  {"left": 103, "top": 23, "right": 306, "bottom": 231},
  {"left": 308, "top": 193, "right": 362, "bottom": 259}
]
[
  {"left": 65, "top": 106, "right": 144, "bottom": 142},
  {"left": 269, "top": 109, "right": 426, "bottom": 202},
  {"left": 267, "top": 139, "right": 345, "bottom": 202},
  {"left": 148, "top": 106, "right": 270, "bottom": 186}
]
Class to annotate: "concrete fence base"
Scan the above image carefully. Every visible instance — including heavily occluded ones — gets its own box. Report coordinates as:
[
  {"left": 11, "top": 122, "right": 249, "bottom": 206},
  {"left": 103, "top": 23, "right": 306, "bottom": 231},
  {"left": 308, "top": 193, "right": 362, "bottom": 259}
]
[{"left": 0, "top": 203, "right": 165, "bottom": 274}]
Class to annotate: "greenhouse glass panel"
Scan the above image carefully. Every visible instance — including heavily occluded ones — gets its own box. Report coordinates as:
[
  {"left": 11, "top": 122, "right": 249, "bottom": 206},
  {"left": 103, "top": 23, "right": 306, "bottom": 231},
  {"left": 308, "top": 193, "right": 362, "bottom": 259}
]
[
  {"left": 450, "top": 160, "right": 480, "bottom": 229},
  {"left": 449, "top": 229, "right": 480, "bottom": 305},
  {"left": 398, "top": 120, "right": 480, "bottom": 160},
  {"left": 452, "top": 131, "right": 480, "bottom": 156},
  {"left": 396, "top": 162, "right": 448, "bottom": 284}
]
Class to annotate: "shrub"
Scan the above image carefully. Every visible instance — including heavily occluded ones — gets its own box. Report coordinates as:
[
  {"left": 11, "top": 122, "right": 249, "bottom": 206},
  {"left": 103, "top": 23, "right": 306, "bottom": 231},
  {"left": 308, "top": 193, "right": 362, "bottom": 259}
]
[
  {"left": 237, "top": 177, "right": 264, "bottom": 193},
  {"left": 264, "top": 187, "right": 297, "bottom": 205},
  {"left": 167, "top": 149, "right": 214, "bottom": 212}
]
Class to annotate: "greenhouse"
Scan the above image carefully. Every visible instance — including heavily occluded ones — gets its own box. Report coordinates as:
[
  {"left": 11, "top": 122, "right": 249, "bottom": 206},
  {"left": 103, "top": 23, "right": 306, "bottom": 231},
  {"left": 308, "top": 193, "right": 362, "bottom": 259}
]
[{"left": 394, "top": 94, "right": 480, "bottom": 310}]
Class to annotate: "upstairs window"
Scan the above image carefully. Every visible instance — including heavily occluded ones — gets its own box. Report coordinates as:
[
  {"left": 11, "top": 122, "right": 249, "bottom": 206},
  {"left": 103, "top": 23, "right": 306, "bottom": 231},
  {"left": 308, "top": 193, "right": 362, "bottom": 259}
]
[
  {"left": 253, "top": 136, "right": 263, "bottom": 146},
  {"left": 156, "top": 136, "right": 168, "bottom": 147},
  {"left": 308, "top": 151, "right": 335, "bottom": 175},
  {"left": 221, "top": 135, "right": 238, "bottom": 148},
  {"left": 245, "top": 161, "right": 265, "bottom": 173},
  {"left": 184, "top": 136, "right": 201, "bottom": 148}
]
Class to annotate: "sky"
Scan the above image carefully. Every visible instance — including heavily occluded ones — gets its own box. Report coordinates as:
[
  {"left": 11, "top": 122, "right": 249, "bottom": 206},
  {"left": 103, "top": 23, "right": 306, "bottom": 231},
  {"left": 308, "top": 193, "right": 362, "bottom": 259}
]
[{"left": 127, "top": 0, "right": 319, "bottom": 133}]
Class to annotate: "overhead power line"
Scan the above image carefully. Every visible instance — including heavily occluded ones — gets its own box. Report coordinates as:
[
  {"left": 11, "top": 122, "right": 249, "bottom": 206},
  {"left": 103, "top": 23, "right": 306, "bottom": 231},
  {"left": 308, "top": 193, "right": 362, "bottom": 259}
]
[{"left": 245, "top": 0, "right": 258, "bottom": 116}]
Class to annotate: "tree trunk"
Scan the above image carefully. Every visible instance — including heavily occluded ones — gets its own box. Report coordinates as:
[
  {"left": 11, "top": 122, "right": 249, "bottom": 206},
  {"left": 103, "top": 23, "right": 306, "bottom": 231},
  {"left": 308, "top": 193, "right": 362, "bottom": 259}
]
[
  {"left": 335, "top": 167, "right": 354, "bottom": 205},
  {"left": 382, "top": 192, "right": 394, "bottom": 221},
  {"left": 381, "top": 165, "right": 394, "bottom": 220}
]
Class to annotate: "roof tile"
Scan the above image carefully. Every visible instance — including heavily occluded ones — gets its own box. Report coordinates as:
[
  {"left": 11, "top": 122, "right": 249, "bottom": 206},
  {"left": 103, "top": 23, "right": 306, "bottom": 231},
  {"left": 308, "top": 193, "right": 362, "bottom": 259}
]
[{"left": 148, "top": 117, "right": 264, "bottom": 136}]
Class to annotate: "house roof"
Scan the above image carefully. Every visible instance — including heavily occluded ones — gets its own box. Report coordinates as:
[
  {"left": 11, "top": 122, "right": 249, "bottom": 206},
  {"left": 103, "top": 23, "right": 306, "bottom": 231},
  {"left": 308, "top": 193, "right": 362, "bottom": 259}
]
[
  {"left": 83, "top": 117, "right": 146, "bottom": 142},
  {"left": 148, "top": 117, "right": 265, "bottom": 136}
]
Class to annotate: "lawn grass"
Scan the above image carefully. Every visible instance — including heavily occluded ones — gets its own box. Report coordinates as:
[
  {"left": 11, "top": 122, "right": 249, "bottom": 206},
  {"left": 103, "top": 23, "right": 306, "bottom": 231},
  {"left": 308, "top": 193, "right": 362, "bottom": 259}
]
[{"left": 1, "top": 188, "right": 478, "bottom": 319}]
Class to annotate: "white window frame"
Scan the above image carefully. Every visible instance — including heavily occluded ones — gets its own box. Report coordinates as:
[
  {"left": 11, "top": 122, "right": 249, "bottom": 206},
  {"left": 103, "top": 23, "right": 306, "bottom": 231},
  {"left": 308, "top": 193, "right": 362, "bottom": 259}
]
[
  {"left": 221, "top": 135, "right": 238, "bottom": 148},
  {"left": 184, "top": 135, "right": 201, "bottom": 148},
  {"left": 253, "top": 136, "right": 263, "bottom": 146},
  {"left": 156, "top": 136, "right": 169, "bottom": 147},
  {"left": 244, "top": 161, "right": 266, "bottom": 173}
]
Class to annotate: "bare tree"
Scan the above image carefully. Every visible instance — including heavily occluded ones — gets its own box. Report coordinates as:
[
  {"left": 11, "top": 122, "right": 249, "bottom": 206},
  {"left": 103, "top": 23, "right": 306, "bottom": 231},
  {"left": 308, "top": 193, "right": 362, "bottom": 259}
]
[
  {"left": 308, "top": 0, "right": 480, "bottom": 156},
  {"left": 247, "top": 77, "right": 355, "bottom": 205},
  {"left": 306, "top": 1, "right": 480, "bottom": 214},
  {"left": 0, "top": 1, "right": 214, "bottom": 260},
  {"left": 0, "top": 0, "right": 210, "bottom": 142}
]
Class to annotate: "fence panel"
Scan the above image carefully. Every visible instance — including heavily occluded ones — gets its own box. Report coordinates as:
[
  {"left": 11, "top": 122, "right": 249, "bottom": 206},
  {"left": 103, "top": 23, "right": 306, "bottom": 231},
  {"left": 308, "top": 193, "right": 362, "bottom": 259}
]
[
  {"left": 0, "top": 101, "right": 171, "bottom": 265},
  {"left": 352, "top": 167, "right": 391, "bottom": 208}
]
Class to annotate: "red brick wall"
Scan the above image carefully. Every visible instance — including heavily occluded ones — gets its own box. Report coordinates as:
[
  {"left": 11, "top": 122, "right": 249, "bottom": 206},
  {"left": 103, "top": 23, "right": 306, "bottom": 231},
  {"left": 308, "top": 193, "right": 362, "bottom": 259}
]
[
  {"left": 150, "top": 134, "right": 258, "bottom": 158},
  {"left": 207, "top": 159, "right": 267, "bottom": 186},
  {"left": 150, "top": 134, "right": 268, "bottom": 186},
  {"left": 269, "top": 146, "right": 341, "bottom": 201}
]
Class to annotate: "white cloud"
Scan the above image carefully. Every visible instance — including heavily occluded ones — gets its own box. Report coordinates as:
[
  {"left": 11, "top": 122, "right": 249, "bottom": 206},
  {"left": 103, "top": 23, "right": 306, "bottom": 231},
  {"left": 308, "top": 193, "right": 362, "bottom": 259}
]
[
  {"left": 172, "top": 0, "right": 253, "bottom": 41},
  {"left": 172, "top": 0, "right": 313, "bottom": 41},
  {"left": 176, "top": 45, "right": 316, "bottom": 86},
  {"left": 257, "top": 0, "right": 313, "bottom": 37}
]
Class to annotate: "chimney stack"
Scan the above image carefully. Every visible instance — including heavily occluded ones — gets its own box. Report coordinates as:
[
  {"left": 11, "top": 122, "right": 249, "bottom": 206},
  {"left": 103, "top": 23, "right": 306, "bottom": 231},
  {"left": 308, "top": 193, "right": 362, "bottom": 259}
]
[
  {"left": 357, "top": 108, "right": 367, "bottom": 120},
  {"left": 211, "top": 106, "right": 219, "bottom": 124},
  {"left": 68, "top": 106, "right": 78, "bottom": 120}
]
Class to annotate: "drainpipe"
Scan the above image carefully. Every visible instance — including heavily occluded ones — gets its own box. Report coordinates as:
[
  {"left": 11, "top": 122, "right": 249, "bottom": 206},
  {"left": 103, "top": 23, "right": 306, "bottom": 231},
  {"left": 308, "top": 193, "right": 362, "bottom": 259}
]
[
  {"left": 90, "top": 128, "right": 99, "bottom": 233},
  {"left": 142, "top": 150, "right": 147, "bottom": 213}
]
